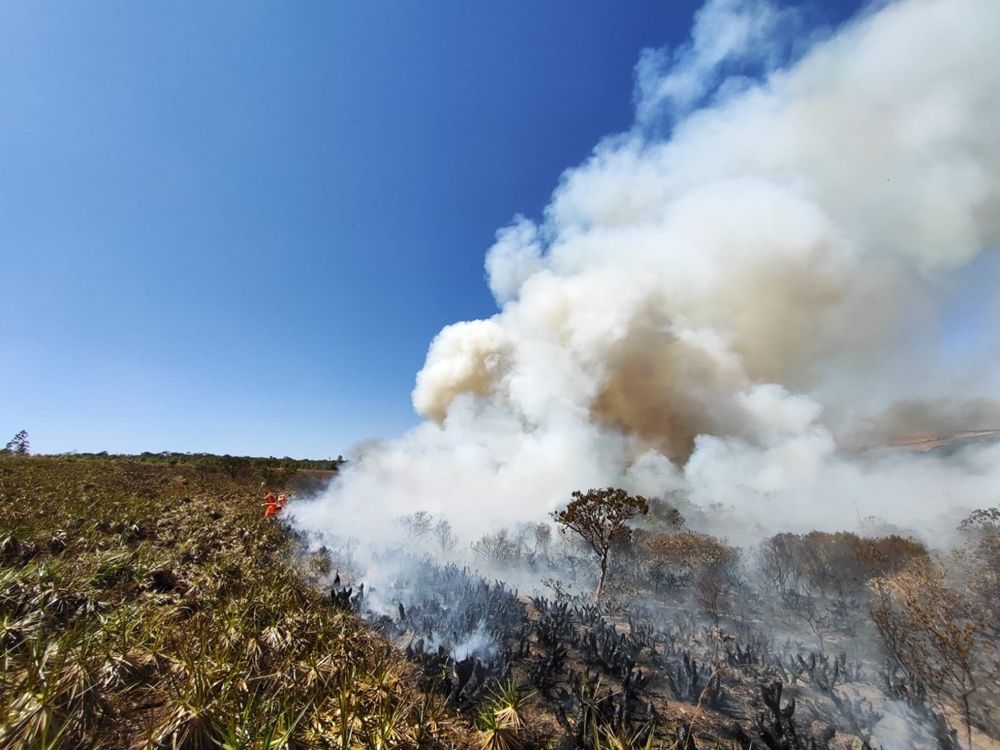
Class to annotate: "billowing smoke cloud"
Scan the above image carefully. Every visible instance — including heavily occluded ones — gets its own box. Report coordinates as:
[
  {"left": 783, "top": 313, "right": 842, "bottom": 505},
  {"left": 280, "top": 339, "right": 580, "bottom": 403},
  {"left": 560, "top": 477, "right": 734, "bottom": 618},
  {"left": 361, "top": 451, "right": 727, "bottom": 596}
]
[{"left": 293, "top": 0, "right": 1000, "bottom": 545}]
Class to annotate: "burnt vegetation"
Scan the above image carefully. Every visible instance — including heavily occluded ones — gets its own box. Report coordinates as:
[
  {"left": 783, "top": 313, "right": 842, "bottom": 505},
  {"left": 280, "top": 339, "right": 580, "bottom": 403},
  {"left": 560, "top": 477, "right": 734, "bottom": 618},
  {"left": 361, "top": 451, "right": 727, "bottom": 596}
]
[
  {"left": 4, "top": 455, "right": 999, "bottom": 749},
  {"left": 318, "top": 488, "right": 1000, "bottom": 749}
]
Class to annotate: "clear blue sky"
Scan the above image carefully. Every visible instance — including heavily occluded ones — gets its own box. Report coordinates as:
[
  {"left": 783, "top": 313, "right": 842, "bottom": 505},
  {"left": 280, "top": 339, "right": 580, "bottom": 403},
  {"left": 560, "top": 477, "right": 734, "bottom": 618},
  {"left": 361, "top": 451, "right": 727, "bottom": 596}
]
[{"left": 0, "top": 1, "right": 863, "bottom": 458}]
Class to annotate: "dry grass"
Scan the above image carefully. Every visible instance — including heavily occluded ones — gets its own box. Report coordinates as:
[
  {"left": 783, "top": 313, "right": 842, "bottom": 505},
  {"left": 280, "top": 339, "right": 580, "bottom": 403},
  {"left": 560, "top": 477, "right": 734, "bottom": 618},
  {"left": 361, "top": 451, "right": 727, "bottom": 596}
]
[{"left": 0, "top": 455, "right": 472, "bottom": 749}]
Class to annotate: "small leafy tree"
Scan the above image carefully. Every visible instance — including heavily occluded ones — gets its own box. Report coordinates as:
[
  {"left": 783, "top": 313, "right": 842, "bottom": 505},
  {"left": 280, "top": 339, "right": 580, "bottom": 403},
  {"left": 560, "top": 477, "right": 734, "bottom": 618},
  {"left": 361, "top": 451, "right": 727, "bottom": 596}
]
[
  {"left": 3, "top": 430, "right": 29, "bottom": 455},
  {"left": 552, "top": 487, "right": 648, "bottom": 600},
  {"left": 220, "top": 455, "right": 250, "bottom": 479}
]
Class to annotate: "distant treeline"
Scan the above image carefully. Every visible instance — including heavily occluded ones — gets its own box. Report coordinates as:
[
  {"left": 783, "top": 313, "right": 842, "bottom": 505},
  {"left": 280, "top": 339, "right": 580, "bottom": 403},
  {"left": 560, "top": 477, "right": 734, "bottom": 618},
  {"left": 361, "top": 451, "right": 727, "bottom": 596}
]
[{"left": 48, "top": 451, "right": 346, "bottom": 474}]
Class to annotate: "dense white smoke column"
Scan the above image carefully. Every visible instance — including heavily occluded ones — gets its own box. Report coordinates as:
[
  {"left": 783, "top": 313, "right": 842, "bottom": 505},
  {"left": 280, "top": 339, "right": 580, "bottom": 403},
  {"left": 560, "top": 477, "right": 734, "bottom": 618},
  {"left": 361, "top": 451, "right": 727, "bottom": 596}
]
[{"left": 293, "top": 0, "right": 1000, "bottom": 545}]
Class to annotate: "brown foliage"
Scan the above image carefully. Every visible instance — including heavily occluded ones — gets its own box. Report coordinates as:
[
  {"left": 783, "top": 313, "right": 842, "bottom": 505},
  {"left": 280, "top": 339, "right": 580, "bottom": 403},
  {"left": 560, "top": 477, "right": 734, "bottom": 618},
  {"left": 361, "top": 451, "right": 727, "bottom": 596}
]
[
  {"left": 869, "top": 561, "right": 999, "bottom": 748},
  {"left": 644, "top": 532, "right": 740, "bottom": 623},
  {"left": 758, "top": 530, "right": 928, "bottom": 596},
  {"left": 645, "top": 531, "right": 734, "bottom": 572},
  {"left": 552, "top": 488, "right": 649, "bottom": 599}
]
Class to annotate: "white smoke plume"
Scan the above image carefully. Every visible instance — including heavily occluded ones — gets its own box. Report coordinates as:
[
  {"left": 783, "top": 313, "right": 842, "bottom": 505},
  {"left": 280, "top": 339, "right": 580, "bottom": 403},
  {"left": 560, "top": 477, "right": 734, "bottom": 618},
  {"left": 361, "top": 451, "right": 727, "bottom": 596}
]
[{"left": 293, "top": 0, "right": 1000, "bottom": 546}]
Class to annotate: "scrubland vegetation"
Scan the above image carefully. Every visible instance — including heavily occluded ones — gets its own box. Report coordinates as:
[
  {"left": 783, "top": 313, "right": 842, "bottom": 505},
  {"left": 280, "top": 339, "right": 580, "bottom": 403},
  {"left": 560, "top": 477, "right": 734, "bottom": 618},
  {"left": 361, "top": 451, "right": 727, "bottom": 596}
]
[
  {"left": 3, "top": 454, "right": 999, "bottom": 749},
  {"left": 333, "top": 492, "right": 1000, "bottom": 750},
  {"left": 0, "top": 455, "right": 470, "bottom": 749}
]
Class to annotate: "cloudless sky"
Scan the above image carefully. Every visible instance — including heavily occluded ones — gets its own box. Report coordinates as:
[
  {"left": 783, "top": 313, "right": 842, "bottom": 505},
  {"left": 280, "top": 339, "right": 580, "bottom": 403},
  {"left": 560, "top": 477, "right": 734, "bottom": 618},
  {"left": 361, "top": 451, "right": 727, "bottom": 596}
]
[{"left": 1, "top": 1, "right": 865, "bottom": 458}]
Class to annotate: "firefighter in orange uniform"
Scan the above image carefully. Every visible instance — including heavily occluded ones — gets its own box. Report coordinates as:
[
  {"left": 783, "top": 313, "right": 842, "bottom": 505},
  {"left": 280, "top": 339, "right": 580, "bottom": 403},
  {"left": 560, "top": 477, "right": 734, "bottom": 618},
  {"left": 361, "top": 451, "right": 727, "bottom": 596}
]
[{"left": 263, "top": 490, "right": 280, "bottom": 519}]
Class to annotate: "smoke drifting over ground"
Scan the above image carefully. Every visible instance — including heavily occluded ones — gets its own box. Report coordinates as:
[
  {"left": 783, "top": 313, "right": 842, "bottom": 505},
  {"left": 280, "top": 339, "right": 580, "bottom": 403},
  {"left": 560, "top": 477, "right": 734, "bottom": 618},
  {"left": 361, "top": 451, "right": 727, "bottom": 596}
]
[{"left": 293, "top": 0, "right": 1000, "bottom": 543}]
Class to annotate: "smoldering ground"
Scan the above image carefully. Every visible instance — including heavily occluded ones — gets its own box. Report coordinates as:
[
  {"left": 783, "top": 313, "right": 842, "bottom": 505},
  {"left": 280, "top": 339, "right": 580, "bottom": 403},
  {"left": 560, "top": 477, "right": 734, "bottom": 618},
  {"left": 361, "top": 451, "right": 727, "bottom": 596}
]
[{"left": 291, "top": 496, "right": 1000, "bottom": 748}]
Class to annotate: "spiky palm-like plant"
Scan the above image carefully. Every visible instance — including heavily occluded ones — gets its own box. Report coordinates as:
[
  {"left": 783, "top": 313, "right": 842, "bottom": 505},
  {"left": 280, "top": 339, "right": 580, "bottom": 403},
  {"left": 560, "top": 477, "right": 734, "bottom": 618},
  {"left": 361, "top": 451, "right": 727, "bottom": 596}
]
[
  {"left": 489, "top": 678, "right": 533, "bottom": 731},
  {"left": 477, "top": 706, "right": 521, "bottom": 750}
]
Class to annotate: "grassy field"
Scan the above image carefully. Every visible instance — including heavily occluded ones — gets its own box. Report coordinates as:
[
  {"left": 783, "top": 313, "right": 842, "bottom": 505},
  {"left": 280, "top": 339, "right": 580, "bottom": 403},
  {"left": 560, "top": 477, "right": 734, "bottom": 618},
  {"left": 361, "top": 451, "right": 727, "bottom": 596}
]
[{"left": 0, "top": 455, "right": 472, "bottom": 749}]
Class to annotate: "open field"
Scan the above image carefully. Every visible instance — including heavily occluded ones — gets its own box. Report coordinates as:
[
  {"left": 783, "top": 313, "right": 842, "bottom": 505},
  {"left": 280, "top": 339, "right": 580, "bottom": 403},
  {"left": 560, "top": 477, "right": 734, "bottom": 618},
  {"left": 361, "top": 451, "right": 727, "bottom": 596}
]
[{"left": 0, "top": 455, "right": 472, "bottom": 749}]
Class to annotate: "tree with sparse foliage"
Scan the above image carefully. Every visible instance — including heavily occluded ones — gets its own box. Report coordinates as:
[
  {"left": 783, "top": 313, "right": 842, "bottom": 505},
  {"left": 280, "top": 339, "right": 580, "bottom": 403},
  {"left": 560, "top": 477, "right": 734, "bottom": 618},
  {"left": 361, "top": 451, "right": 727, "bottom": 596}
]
[
  {"left": 471, "top": 528, "right": 520, "bottom": 565},
  {"left": 552, "top": 487, "right": 648, "bottom": 599},
  {"left": 220, "top": 454, "right": 250, "bottom": 479},
  {"left": 396, "top": 510, "right": 433, "bottom": 540},
  {"left": 533, "top": 523, "right": 552, "bottom": 555},
  {"left": 869, "top": 562, "right": 998, "bottom": 749},
  {"left": 433, "top": 518, "right": 457, "bottom": 554},
  {"left": 3, "top": 430, "right": 29, "bottom": 456}
]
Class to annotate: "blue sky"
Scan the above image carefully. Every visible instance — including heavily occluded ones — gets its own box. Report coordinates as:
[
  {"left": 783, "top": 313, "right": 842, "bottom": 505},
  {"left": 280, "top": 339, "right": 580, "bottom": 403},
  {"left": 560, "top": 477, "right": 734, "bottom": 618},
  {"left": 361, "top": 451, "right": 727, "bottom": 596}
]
[{"left": 0, "top": 1, "right": 867, "bottom": 458}]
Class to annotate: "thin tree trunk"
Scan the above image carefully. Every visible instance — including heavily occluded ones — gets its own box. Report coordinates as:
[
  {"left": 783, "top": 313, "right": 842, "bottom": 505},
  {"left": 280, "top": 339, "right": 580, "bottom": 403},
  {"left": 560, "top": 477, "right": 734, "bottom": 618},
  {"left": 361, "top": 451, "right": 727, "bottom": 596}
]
[
  {"left": 595, "top": 554, "right": 608, "bottom": 601},
  {"left": 962, "top": 694, "right": 972, "bottom": 750}
]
